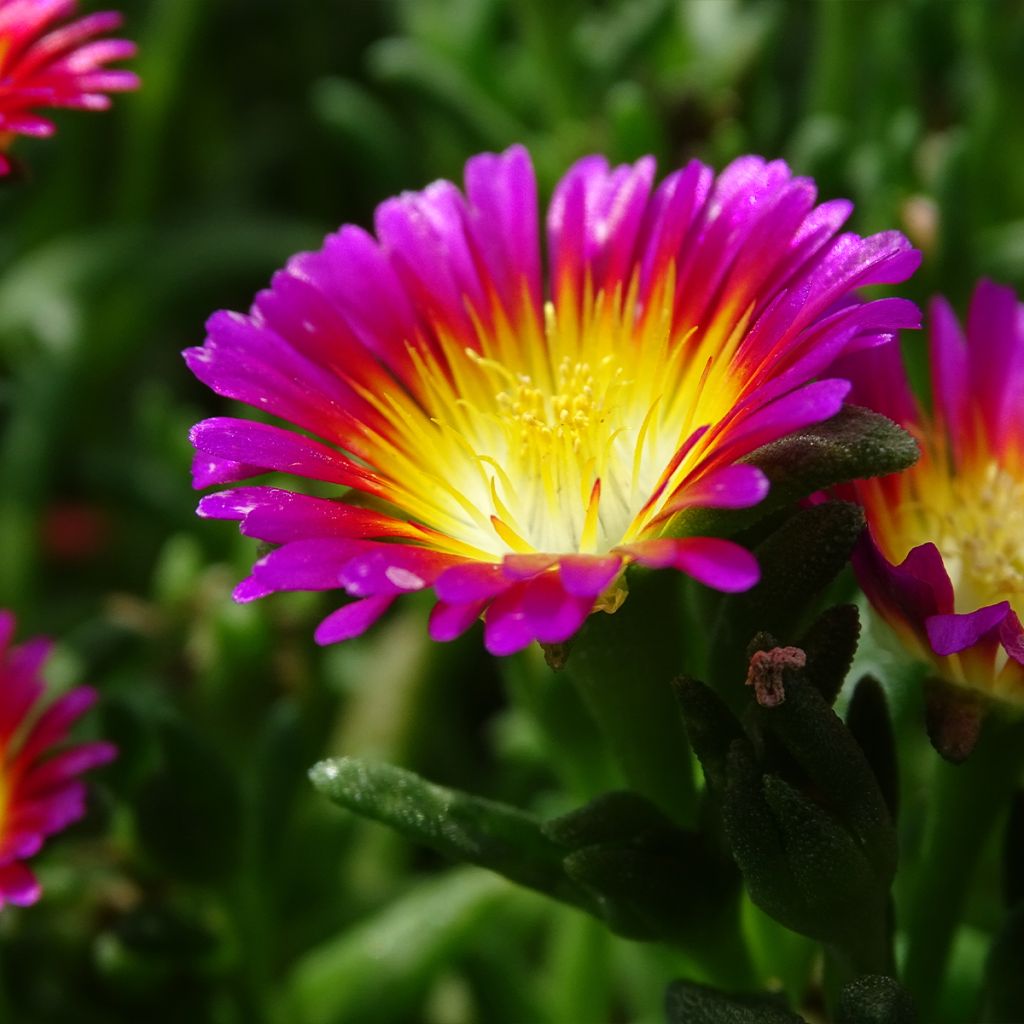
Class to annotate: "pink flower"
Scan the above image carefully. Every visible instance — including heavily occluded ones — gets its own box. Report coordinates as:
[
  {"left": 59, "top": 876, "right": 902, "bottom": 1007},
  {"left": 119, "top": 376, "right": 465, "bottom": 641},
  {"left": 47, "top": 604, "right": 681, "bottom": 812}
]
[
  {"left": 844, "top": 280, "right": 1024, "bottom": 703},
  {"left": 187, "top": 146, "right": 919, "bottom": 655},
  {"left": 0, "top": 610, "right": 115, "bottom": 908},
  {"left": 0, "top": 0, "right": 138, "bottom": 175}
]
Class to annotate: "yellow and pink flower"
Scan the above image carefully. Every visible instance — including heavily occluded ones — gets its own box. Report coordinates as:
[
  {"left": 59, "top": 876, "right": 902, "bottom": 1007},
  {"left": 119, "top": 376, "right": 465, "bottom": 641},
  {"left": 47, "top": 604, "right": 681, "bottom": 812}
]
[
  {"left": 0, "top": 0, "right": 138, "bottom": 175},
  {"left": 846, "top": 280, "right": 1024, "bottom": 703},
  {"left": 187, "top": 147, "right": 919, "bottom": 655},
  {"left": 0, "top": 610, "right": 114, "bottom": 908}
]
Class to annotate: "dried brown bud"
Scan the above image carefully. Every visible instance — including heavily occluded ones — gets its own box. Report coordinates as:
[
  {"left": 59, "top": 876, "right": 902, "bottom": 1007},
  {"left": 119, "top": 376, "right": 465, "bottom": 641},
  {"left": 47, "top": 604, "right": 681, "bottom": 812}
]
[{"left": 745, "top": 646, "right": 807, "bottom": 707}]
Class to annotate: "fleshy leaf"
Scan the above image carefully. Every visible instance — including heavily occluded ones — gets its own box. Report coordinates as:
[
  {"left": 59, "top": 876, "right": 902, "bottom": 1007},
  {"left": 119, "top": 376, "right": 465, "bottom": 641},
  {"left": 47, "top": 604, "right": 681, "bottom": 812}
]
[
  {"left": 665, "top": 979, "right": 807, "bottom": 1024},
  {"left": 799, "top": 604, "right": 861, "bottom": 706},
  {"left": 755, "top": 675, "right": 897, "bottom": 882},
  {"left": 846, "top": 675, "right": 900, "bottom": 820},
  {"left": 309, "top": 757, "right": 590, "bottom": 912},
  {"left": 837, "top": 976, "right": 918, "bottom": 1024},
  {"left": 711, "top": 501, "right": 866, "bottom": 686}
]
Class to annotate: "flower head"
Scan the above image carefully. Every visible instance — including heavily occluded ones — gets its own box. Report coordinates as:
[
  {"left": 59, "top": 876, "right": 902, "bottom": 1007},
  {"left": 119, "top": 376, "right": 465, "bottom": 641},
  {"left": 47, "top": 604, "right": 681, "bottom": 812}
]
[
  {"left": 0, "top": 0, "right": 138, "bottom": 175},
  {"left": 0, "top": 610, "right": 115, "bottom": 908},
  {"left": 187, "top": 147, "right": 919, "bottom": 655},
  {"left": 845, "top": 280, "right": 1024, "bottom": 703}
]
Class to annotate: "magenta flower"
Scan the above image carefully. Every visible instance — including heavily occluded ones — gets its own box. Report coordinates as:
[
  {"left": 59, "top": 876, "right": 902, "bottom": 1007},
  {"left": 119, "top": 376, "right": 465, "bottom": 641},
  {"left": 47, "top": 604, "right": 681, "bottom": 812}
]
[
  {"left": 187, "top": 147, "right": 919, "bottom": 655},
  {"left": 0, "top": 0, "right": 138, "bottom": 175},
  {"left": 0, "top": 610, "right": 115, "bottom": 908},
  {"left": 844, "top": 280, "right": 1024, "bottom": 703}
]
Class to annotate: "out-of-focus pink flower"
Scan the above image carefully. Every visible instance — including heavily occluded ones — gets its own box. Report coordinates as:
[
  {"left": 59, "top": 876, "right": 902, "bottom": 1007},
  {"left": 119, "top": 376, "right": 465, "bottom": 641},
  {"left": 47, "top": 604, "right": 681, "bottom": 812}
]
[
  {"left": 0, "top": 610, "right": 115, "bottom": 908},
  {"left": 844, "top": 280, "right": 1024, "bottom": 704},
  {"left": 187, "top": 146, "right": 920, "bottom": 655},
  {"left": 0, "top": 0, "right": 138, "bottom": 175}
]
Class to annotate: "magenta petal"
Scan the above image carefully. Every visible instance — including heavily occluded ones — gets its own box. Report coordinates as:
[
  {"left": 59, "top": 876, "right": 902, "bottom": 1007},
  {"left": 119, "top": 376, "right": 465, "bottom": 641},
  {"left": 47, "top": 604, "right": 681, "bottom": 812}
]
[
  {"left": 718, "top": 378, "right": 852, "bottom": 461},
  {"left": 18, "top": 687, "right": 98, "bottom": 763},
  {"left": 315, "top": 596, "right": 396, "bottom": 645},
  {"left": 926, "top": 602, "right": 1012, "bottom": 657},
  {"left": 428, "top": 600, "right": 487, "bottom": 642},
  {"left": 190, "top": 418, "right": 380, "bottom": 492},
  {"left": 233, "top": 576, "right": 274, "bottom": 603},
  {"left": 626, "top": 537, "right": 760, "bottom": 592},
  {"left": 558, "top": 555, "right": 623, "bottom": 597},
  {"left": 191, "top": 451, "right": 263, "bottom": 489},
  {"left": 1000, "top": 611, "right": 1024, "bottom": 667},
  {"left": 853, "top": 538, "right": 954, "bottom": 627},
  {"left": 337, "top": 547, "right": 456, "bottom": 596},
  {"left": 521, "top": 572, "right": 594, "bottom": 644},
  {"left": 0, "top": 863, "right": 41, "bottom": 908},
  {"left": 435, "top": 562, "right": 508, "bottom": 603},
  {"left": 251, "top": 538, "right": 371, "bottom": 592},
  {"left": 483, "top": 583, "right": 535, "bottom": 656},
  {"left": 671, "top": 538, "right": 760, "bottom": 592},
  {"left": 661, "top": 465, "right": 770, "bottom": 516}
]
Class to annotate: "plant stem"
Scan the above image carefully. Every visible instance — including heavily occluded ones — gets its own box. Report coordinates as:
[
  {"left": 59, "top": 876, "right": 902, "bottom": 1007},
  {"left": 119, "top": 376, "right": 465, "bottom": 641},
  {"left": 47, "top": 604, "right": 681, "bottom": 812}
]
[
  {"left": 903, "top": 710, "right": 1024, "bottom": 1021},
  {"left": 564, "top": 570, "right": 698, "bottom": 826}
]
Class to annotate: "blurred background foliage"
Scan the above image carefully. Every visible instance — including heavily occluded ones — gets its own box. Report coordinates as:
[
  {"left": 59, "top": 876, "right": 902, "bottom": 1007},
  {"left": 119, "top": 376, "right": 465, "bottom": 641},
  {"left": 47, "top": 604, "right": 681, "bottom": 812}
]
[{"left": 0, "top": 0, "right": 1022, "bottom": 1022}]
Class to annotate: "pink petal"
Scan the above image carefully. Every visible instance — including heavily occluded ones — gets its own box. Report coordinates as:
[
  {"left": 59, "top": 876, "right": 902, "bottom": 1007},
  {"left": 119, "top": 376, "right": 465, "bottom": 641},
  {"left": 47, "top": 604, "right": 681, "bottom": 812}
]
[
  {"left": 435, "top": 562, "right": 508, "bottom": 604},
  {"left": 428, "top": 599, "right": 487, "bottom": 642},
  {"left": 624, "top": 537, "right": 760, "bottom": 592},
  {"left": 926, "top": 602, "right": 1012, "bottom": 658},
  {"left": 315, "top": 596, "right": 396, "bottom": 645},
  {"left": 557, "top": 554, "right": 623, "bottom": 598},
  {"left": 0, "top": 863, "right": 41, "bottom": 908}
]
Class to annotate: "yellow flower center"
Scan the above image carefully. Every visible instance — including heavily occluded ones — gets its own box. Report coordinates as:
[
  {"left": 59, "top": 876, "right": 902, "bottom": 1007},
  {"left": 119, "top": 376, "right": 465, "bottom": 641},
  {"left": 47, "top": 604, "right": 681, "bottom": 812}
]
[
  {"left": 360, "top": 274, "right": 750, "bottom": 561},
  {"left": 933, "top": 463, "right": 1024, "bottom": 616}
]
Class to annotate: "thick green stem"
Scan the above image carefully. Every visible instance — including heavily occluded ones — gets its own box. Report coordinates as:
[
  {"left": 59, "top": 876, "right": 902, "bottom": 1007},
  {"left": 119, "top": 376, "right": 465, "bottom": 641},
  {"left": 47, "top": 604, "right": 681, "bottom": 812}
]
[
  {"left": 564, "top": 570, "right": 697, "bottom": 826},
  {"left": 903, "top": 712, "right": 1024, "bottom": 1021}
]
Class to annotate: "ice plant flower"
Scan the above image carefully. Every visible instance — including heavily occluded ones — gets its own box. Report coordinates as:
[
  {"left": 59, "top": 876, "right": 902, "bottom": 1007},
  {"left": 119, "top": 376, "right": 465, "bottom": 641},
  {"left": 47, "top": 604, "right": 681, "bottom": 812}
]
[
  {"left": 0, "top": 0, "right": 138, "bottom": 175},
  {"left": 0, "top": 610, "right": 115, "bottom": 907},
  {"left": 187, "top": 147, "right": 919, "bottom": 655},
  {"left": 845, "top": 280, "right": 1024, "bottom": 704}
]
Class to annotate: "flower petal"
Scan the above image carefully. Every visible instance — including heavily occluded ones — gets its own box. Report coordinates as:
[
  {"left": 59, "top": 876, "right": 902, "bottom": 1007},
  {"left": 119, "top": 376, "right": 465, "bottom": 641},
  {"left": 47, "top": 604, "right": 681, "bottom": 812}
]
[{"left": 315, "top": 596, "right": 396, "bottom": 645}]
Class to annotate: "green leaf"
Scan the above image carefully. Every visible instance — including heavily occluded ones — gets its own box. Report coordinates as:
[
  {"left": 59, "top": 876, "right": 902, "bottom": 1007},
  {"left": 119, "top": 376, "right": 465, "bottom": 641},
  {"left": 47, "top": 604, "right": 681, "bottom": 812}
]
[
  {"left": 673, "top": 676, "right": 746, "bottom": 794},
  {"left": 756, "top": 677, "right": 896, "bottom": 883},
  {"left": 710, "top": 502, "right": 866, "bottom": 690},
  {"left": 721, "top": 741, "right": 803, "bottom": 932},
  {"left": 309, "top": 757, "right": 591, "bottom": 912},
  {"left": 762, "top": 774, "right": 881, "bottom": 944},
  {"left": 542, "top": 790, "right": 679, "bottom": 850},
  {"left": 564, "top": 841, "right": 730, "bottom": 944},
  {"left": 846, "top": 675, "right": 900, "bottom": 820},
  {"left": 670, "top": 405, "right": 918, "bottom": 540},
  {"left": 799, "top": 604, "right": 861, "bottom": 707},
  {"left": 837, "top": 975, "right": 917, "bottom": 1024},
  {"left": 281, "top": 868, "right": 513, "bottom": 1024},
  {"left": 665, "top": 979, "right": 807, "bottom": 1024}
]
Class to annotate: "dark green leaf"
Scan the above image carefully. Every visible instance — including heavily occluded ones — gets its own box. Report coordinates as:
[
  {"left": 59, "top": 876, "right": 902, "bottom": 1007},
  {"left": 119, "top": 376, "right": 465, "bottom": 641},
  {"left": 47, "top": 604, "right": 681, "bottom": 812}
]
[
  {"left": 846, "top": 675, "right": 900, "bottom": 820},
  {"left": 673, "top": 676, "right": 746, "bottom": 794},
  {"left": 665, "top": 979, "right": 807, "bottom": 1024},
  {"left": 756, "top": 677, "right": 896, "bottom": 882},
  {"left": 762, "top": 775, "right": 881, "bottom": 943},
  {"left": 542, "top": 790, "right": 679, "bottom": 850},
  {"left": 799, "top": 604, "right": 861, "bottom": 707},
  {"left": 309, "top": 757, "right": 590, "bottom": 912},
  {"left": 837, "top": 975, "right": 917, "bottom": 1024}
]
